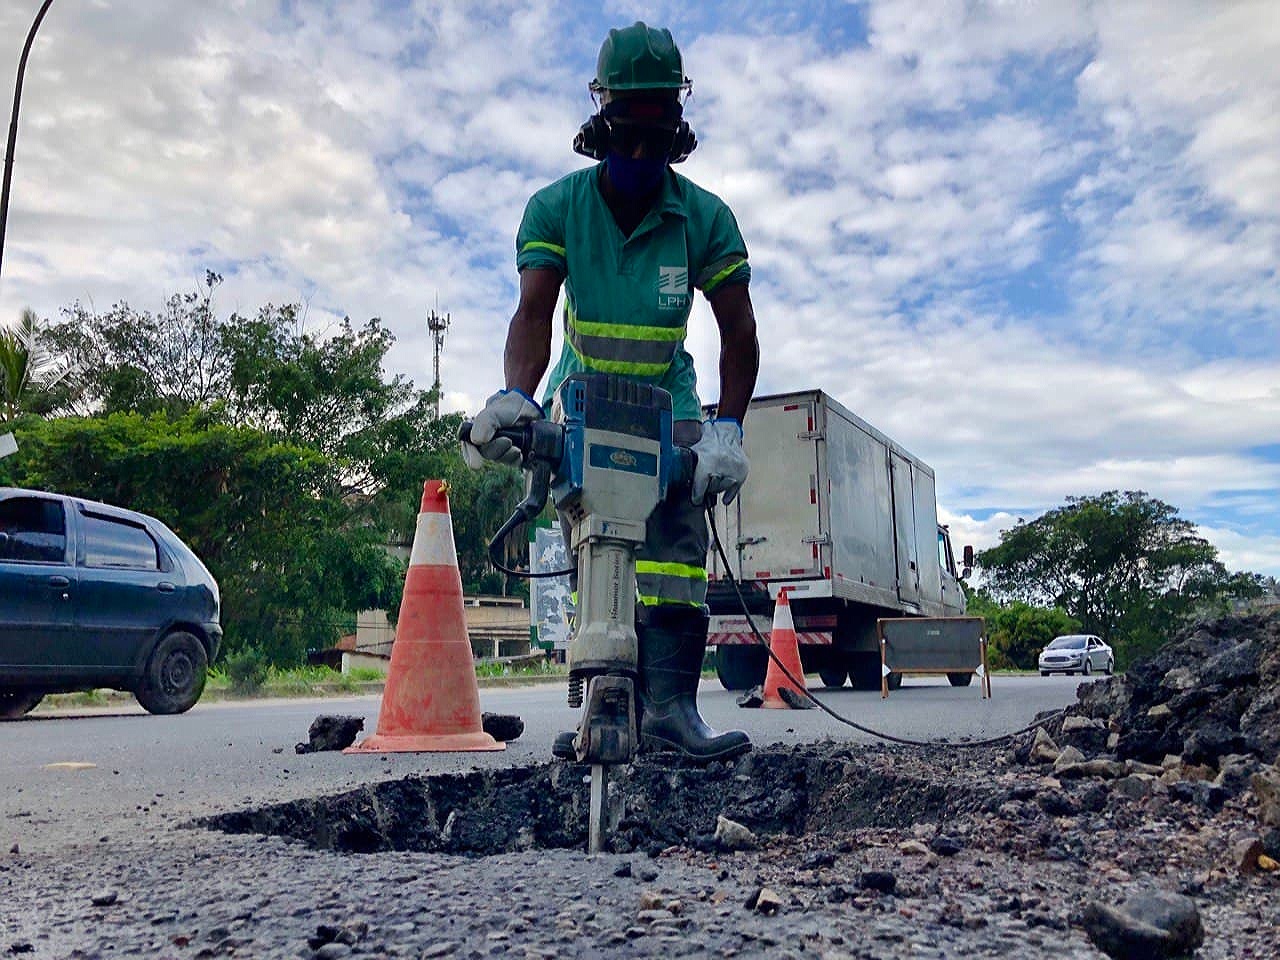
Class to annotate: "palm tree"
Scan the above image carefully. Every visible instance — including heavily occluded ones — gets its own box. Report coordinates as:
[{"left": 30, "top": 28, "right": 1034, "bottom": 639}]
[{"left": 0, "top": 308, "right": 70, "bottom": 425}]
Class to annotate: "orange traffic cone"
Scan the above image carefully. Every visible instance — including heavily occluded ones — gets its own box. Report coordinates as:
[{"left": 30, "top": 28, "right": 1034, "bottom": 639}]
[
  {"left": 762, "top": 590, "right": 807, "bottom": 709},
  {"left": 345, "top": 480, "right": 503, "bottom": 753}
]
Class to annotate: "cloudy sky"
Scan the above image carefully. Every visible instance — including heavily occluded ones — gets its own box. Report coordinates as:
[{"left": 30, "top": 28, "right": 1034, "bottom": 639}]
[{"left": 1, "top": 0, "right": 1278, "bottom": 576}]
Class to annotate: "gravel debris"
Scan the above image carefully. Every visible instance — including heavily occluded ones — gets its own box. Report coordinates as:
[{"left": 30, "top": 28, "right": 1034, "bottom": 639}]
[{"left": 4, "top": 610, "right": 1279, "bottom": 958}]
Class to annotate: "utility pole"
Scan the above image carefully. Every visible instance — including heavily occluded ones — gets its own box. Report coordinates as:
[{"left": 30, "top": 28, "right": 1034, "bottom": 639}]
[
  {"left": 0, "top": 0, "right": 57, "bottom": 285},
  {"left": 426, "top": 305, "right": 450, "bottom": 416}
]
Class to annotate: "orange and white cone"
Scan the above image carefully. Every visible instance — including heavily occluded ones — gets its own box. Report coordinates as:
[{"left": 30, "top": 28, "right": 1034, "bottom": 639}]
[
  {"left": 761, "top": 590, "right": 807, "bottom": 709},
  {"left": 345, "top": 480, "right": 503, "bottom": 753}
]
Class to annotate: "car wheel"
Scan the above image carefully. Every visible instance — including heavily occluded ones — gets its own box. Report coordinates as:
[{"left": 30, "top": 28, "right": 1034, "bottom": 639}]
[
  {"left": 1082, "top": 658, "right": 1092, "bottom": 676},
  {"left": 134, "top": 631, "right": 208, "bottom": 715},
  {"left": 0, "top": 690, "right": 44, "bottom": 720},
  {"left": 1040, "top": 670, "right": 1049, "bottom": 677},
  {"left": 947, "top": 672, "right": 973, "bottom": 687},
  {"left": 1105, "top": 658, "right": 1114, "bottom": 676},
  {"left": 886, "top": 672, "right": 903, "bottom": 691}
]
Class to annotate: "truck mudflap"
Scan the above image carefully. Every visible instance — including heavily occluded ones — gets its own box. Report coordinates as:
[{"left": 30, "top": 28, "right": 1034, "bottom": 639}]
[{"left": 708, "top": 614, "right": 833, "bottom": 646}]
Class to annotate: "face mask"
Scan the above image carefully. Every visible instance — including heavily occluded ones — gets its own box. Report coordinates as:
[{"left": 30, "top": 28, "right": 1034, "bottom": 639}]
[{"left": 605, "top": 152, "right": 666, "bottom": 198}]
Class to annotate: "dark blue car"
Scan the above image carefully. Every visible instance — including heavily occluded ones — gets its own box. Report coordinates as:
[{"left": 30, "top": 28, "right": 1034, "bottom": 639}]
[{"left": 0, "top": 487, "right": 221, "bottom": 718}]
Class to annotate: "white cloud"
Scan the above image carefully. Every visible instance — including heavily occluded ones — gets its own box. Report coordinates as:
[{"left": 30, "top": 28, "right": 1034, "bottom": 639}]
[
  {"left": 1197, "top": 524, "right": 1280, "bottom": 580},
  {"left": 0, "top": 0, "right": 1277, "bottom": 578}
]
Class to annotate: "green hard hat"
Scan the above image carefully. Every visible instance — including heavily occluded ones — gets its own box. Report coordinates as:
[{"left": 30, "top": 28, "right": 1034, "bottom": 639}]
[{"left": 591, "top": 22, "right": 690, "bottom": 93}]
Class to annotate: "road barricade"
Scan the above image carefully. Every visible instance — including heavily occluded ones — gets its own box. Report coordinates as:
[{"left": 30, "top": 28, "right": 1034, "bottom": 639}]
[{"left": 877, "top": 616, "right": 990, "bottom": 699}]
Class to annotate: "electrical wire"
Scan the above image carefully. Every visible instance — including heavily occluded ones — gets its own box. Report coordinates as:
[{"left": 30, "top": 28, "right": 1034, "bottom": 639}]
[
  {"left": 705, "top": 505, "right": 1064, "bottom": 749},
  {"left": 478, "top": 447, "right": 1061, "bottom": 748}
]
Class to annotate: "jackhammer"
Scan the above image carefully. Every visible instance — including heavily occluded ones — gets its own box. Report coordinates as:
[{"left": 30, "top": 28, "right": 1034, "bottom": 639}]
[{"left": 460, "top": 373, "right": 695, "bottom": 853}]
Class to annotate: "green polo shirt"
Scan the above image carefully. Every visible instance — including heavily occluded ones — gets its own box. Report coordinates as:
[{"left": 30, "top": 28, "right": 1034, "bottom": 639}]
[{"left": 516, "top": 164, "right": 750, "bottom": 422}]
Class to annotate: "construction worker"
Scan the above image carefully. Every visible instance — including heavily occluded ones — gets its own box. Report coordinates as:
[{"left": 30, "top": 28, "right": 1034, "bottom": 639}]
[{"left": 463, "top": 22, "right": 758, "bottom": 763}]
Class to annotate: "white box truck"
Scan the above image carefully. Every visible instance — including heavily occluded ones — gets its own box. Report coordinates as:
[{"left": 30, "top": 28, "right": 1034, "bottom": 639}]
[{"left": 706, "top": 390, "right": 972, "bottom": 691}]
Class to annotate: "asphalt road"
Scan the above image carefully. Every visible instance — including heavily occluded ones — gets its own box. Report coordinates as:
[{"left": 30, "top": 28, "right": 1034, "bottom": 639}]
[
  {"left": 0, "top": 674, "right": 1114, "bottom": 960},
  {"left": 2, "top": 674, "right": 1086, "bottom": 856}
]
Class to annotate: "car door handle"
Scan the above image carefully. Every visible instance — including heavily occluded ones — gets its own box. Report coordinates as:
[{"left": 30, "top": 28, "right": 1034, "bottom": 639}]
[
  {"left": 157, "top": 581, "right": 176, "bottom": 593},
  {"left": 48, "top": 575, "right": 70, "bottom": 588}
]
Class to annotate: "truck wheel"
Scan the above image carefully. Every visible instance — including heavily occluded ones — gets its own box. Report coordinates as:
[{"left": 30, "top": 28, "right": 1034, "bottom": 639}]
[
  {"left": 714, "top": 644, "right": 768, "bottom": 691},
  {"left": 886, "top": 672, "right": 902, "bottom": 691},
  {"left": 818, "top": 667, "right": 847, "bottom": 688},
  {"left": 0, "top": 690, "right": 44, "bottom": 720},
  {"left": 848, "top": 653, "right": 881, "bottom": 691},
  {"left": 134, "top": 631, "right": 208, "bottom": 715},
  {"left": 947, "top": 672, "right": 973, "bottom": 687}
]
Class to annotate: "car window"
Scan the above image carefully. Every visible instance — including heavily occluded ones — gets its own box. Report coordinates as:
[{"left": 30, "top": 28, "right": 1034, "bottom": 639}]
[
  {"left": 81, "top": 512, "right": 160, "bottom": 570},
  {"left": 1047, "top": 636, "right": 1086, "bottom": 650},
  {"left": 0, "top": 495, "right": 67, "bottom": 563}
]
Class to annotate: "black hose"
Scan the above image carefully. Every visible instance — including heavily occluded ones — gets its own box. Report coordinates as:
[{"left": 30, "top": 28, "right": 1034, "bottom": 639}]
[
  {"left": 705, "top": 506, "right": 1064, "bottom": 749},
  {"left": 485, "top": 464, "right": 575, "bottom": 579}
]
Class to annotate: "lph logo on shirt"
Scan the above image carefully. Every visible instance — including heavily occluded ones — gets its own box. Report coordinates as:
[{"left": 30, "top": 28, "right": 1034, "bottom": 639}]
[{"left": 657, "top": 265, "right": 689, "bottom": 310}]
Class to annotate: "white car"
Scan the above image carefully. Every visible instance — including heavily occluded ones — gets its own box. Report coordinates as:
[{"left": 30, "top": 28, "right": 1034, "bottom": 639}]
[{"left": 1038, "top": 634, "right": 1114, "bottom": 677}]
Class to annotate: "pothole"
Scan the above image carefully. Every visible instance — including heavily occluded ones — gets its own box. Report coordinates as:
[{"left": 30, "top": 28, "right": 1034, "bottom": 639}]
[{"left": 198, "top": 745, "right": 998, "bottom": 856}]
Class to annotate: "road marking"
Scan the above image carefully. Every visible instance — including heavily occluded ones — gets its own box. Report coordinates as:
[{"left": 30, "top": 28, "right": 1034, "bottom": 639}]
[{"left": 43, "top": 762, "right": 96, "bottom": 771}]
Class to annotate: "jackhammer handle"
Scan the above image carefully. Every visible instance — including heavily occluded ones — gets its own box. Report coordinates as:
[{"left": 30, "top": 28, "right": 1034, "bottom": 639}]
[
  {"left": 669, "top": 447, "right": 697, "bottom": 494},
  {"left": 457, "top": 420, "right": 529, "bottom": 452}
]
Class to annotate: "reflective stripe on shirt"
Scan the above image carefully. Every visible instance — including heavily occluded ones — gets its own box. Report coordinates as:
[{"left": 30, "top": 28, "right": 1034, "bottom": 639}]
[{"left": 565, "top": 302, "right": 685, "bottom": 377}]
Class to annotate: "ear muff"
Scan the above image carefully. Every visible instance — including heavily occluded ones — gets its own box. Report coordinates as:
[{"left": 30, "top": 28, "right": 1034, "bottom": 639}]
[
  {"left": 669, "top": 120, "right": 696, "bottom": 164},
  {"left": 572, "top": 114, "right": 698, "bottom": 163},
  {"left": 573, "top": 114, "right": 610, "bottom": 160}
]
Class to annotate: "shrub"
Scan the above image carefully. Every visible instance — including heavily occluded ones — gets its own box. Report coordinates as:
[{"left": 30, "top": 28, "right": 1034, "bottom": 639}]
[{"left": 225, "top": 646, "right": 270, "bottom": 695}]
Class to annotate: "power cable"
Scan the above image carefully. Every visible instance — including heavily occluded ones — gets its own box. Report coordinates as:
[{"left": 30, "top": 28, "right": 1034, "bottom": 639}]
[
  {"left": 705, "top": 506, "right": 1065, "bottom": 749},
  {"left": 473, "top": 438, "right": 1063, "bottom": 749}
]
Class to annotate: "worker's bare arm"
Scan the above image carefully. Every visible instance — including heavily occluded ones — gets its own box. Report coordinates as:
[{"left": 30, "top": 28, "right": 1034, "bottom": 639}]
[
  {"left": 708, "top": 283, "right": 759, "bottom": 424},
  {"left": 504, "top": 268, "right": 562, "bottom": 398}
]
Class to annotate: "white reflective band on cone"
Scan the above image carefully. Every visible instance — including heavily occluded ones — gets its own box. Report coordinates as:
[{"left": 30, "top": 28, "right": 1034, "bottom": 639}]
[
  {"left": 409, "top": 513, "right": 459, "bottom": 567},
  {"left": 772, "top": 600, "right": 795, "bottom": 631}
]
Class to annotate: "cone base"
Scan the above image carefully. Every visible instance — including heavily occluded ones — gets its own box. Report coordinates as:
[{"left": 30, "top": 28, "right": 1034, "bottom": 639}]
[
  {"left": 343, "top": 731, "right": 505, "bottom": 754},
  {"left": 761, "top": 698, "right": 793, "bottom": 709}
]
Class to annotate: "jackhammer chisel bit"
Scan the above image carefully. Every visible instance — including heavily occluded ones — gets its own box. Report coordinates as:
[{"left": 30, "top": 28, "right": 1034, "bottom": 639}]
[
  {"left": 576, "top": 675, "right": 636, "bottom": 852},
  {"left": 588, "top": 764, "right": 609, "bottom": 855}
]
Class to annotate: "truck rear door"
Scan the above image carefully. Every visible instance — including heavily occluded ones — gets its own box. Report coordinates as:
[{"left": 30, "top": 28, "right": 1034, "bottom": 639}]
[
  {"left": 712, "top": 398, "right": 824, "bottom": 581},
  {"left": 889, "top": 451, "right": 922, "bottom": 604}
]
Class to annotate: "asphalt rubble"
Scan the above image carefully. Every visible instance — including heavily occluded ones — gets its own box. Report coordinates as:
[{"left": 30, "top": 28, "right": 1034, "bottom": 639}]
[{"left": 3, "top": 610, "right": 1278, "bottom": 959}]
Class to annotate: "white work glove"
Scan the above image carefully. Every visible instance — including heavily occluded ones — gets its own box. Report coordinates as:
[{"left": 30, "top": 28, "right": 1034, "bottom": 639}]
[
  {"left": 691, "top": 418, "right": 749, "bottom": 506},
  {"left": 462, "top": 389, "right": 544, "bottom": 469}
]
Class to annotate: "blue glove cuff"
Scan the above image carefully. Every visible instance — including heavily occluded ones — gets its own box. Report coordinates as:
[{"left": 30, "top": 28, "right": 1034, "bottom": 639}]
[
  {"left": 502, "top": 388, "right": 544, "bottom": 415},
  {"left": 708, "top": 417, "right": 743, "bottom": 439}
]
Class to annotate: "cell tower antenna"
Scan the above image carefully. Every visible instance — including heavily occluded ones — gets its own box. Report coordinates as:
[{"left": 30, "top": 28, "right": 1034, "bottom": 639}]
[{"left": 426, "top": 301, "right": 450, "bottom": 416}]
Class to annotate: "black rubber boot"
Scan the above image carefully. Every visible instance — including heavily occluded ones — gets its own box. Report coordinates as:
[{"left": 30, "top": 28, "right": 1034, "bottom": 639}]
[
  {"left": 552, "top": 729, "right": 577, "bottom": 760},
  {"left": 637, "top": 609, "right": 751, "bottom": 762}
]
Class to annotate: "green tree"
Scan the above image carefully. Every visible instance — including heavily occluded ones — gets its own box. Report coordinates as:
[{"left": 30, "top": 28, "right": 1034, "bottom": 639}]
[
  {"left": 43, "top": 274, "right": 229, "bottom": 417},
  {"left": 38, "top": 278, "right": 528, "bottom": 638},
  {"left": 965, "top": 589, "right": 1080, "bottom": 670},
  {"left": 0, "top": 411, "right": 404, "bottom": 664},
  {"left": 977, "top": 490, "right": 1261, "bottom": 665},
  {"left": 0, "top": 309, "right": 70, "bottom": 425},
  {"left": 43, "top": 274, "right": 460, "bottom": 507}
]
